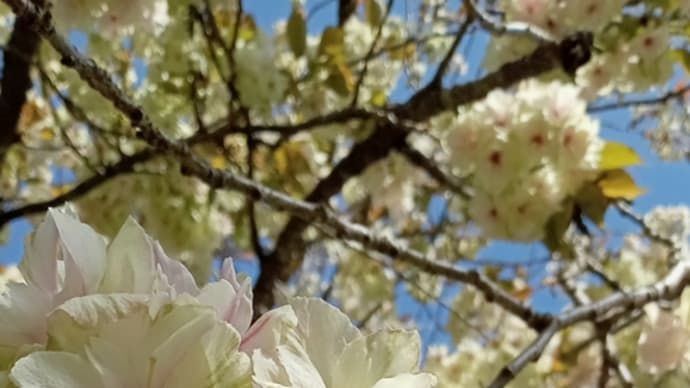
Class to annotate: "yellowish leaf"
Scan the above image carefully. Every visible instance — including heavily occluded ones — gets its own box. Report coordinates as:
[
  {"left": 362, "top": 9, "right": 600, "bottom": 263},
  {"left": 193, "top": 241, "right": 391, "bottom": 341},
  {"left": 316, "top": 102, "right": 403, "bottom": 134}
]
[
  {"left": 274, "top": 147, "right": 289, "bottom": 175},
  {"left": 671, "top": 48, "right": 690, "bottom": 76},
  {"left": 325, "top": 62, "right": 354, "bottom": 96},
  {"left": 543, "top": 203, "right": 575, "bottom": 257},
  {"left": 287, "top": 5, "right": 307, "bottom": 57},
  {"left": 239, "top": 14, "right": 257, "bottom": 41},
  {"left": 18, "top": 99, "right": 47, "bottom": 131},
  {"left": 574, "top": 183, "right": 609, "bottom": 226},
  {"left": 370, "top": 90, "right": 387, "bottom": 107},
  {"left": 550, "top": 358, "right": 568, "bottom": 373},
  {"left": 210, "top": 155, "right": 228, "bottom": 169},
  {"left": 484, "top": 265, "right": 502, "bottom": 281},
  {"left": 365, "top": 0, "right": 384, "bottom": 26},
  {"left": 599, "top": 141, "right": 642, "bottom": 170},
  {"left": 512, "top": 287, "right": 533, "bottom": 301},
  {"left": 318, "top": 27, "right": 345, "bottom": 61},
  {"left": 38, "top": 127, "right": 56, "bottom": 142},
  {"left": 387, "top": 41, "right": 416, "bottom": 60},
  {"left": 598, "top": 169, "right": 646, "bottom": 200},
  {"left": 51, "top": 184, "right": 73, "bottom": 197}
]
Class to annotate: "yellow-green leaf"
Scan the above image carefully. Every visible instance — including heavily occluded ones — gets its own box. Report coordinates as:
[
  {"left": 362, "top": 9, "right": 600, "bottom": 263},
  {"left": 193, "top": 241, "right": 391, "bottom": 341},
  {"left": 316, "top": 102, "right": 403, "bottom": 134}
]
[
  {"left": 599, "top": 141, "right": 642, "bottom": 170},
  {"left": 325, "top": 62, "right": 354, "bottom": 96},
  {"left": 575, "top": 183, "right": 609, "bottom": 226},
  {"left": 365, "top": 0, "right": 384, "bottom": 26},
  {"left": 238, "top": 15, "right": 257, "bottom": 42},
  {"left": 387, "top": 40, "right": 416, "bottom": 61},
  {"left": 210, "top": 155, "right": 228, "bottom": 169},
  {"left": 287, "top": 6, "right": 307, "bottom": 57},
  {"left": 543, "top": 203, "right": 574, "bottom": 257},
  {"left": 598, "top": 169, "right": 646, "bottom": 200},
  {"left": 318, "top": 27, "right": 345, "bottom": 61},
  {"left": 38, "top": 127, "right": 56, "bottom": 142},
  {"left": 274, "top": 147, "right": 289, "bottom": 175},
  {"left": 51, "top": 184, "right": 73, "bottom": 197},
  {"left": 671, "top": 49, "right": 690, "bottom": 75},
  {"left": 370, "top": 90, "right": 387, "bottom": 107}
]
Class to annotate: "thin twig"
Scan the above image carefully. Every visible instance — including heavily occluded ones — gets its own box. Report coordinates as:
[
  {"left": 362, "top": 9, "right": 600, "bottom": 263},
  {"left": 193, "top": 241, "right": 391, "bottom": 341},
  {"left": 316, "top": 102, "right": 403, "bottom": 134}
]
[
  {"left": 464, "top": 0, "right": 556, "bottom": 44},
  {"left": 350, "top": 0, "right": 393, "bottom": 107},
  {"left": 588, "top": 85, "right": 690, "bottom": 113}
]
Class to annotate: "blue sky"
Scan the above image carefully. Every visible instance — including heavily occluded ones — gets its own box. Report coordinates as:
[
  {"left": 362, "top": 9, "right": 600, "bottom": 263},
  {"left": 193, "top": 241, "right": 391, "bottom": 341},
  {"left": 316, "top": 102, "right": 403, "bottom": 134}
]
[{"left": 1, "top": 0, "right": 689, "bottom": 350}]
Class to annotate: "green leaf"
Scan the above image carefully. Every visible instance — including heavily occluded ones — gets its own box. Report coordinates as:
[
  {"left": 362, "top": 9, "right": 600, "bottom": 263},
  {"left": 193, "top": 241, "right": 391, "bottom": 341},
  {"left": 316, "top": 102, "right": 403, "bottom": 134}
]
[
  {"left": 671, "top": 49, "right": 690, "bottom": 75},
  {"left": 287, "top": 5, "right": 307, "bottom": 57},
  {"left": 386, "top": 39, "right": 416, "bottom": 60},
  {"left": 318, "top": 27, "right": 345, "bottom": 62},
  {"left": 369, "top": 90, "right": 387, "bottom": 107},
  {"left": 597, "top": 169, "right": 647, "bottom": 200},
  {"left": 543, "top": 203, "right": 575, "bottom": 257},
  {"left": 325, "top": 62, "right": 354, "bottom": 96},
  {"left": 599, "top": 141, "right": 642, "bottom": 170},
  {"left": 238, "top": 14, "right": 257, "bottom": 42},
  {"left": 365, "top": 0, "right": 384, "bottom": 27},
  {"left": 574, "top": 184, "right": 609, "bottom": 226}
]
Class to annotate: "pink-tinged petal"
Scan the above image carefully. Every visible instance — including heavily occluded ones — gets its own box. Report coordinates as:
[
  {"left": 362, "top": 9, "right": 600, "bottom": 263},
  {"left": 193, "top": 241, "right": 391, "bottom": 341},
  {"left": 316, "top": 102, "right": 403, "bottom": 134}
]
[
  {"left": 196, "top": 279, "right": 251, "bottom": 336},
  {"left": 220, "top": 258, "right": 243, "bottom": 289},
  {"left": 152, "top": 242, "right": 199, "bottom": 295},
  {"left": 241, "top": 305, "right": 297, "bottom": 353}
]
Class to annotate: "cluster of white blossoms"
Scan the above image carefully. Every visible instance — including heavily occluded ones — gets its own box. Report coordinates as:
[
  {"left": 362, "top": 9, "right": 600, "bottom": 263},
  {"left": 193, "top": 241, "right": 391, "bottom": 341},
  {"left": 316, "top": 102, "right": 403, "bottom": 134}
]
[
  {"left": 234, "top": 33, "right": 289, "bottom": 117},
  {"left": 576, "top": 25, "right": 674, "bottom": 99},
  {"left": 484, "top": 0, "right": 626, "bottom": 70},
  {"left": 643, "top": 205, "right": 690, "bottom": 248},
  {"left": 52, "top": 0, "right": 169, "bottom": 35},
  {"left": 484, "top": 1, "right": 676, "bottom": 99},
  {"left": 644, "top": 102, "right": 690, "bottom": 161},
  {"left": 610, "top": 206, "right": 690, "bottom": 380},
  {"left": 443, "top": 80, "right": 602, "bottom": 241},
  {"left": 0, "top": 208, "right": 436, "bottom": 387}
]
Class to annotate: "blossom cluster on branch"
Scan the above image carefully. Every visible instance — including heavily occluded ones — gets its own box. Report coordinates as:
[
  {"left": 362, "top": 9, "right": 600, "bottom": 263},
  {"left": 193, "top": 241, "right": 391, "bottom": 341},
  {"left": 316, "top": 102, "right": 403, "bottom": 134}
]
[{"left": 443, "top": 80, "right": 602, "bottom": 241}]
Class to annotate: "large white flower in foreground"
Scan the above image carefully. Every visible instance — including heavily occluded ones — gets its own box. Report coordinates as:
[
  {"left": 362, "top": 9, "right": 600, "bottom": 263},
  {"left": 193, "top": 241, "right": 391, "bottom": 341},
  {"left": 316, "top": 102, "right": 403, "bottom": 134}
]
[
  {"left": 10, "top": 296, "right": 251, "bottom": 387},
  {"left": 0, "top": 207, "right": 252, "bottom": 369},
  {"left": 248, "top": 298, "right": 437, "bottom": 388},
  {"left": 0, "top": 208, "right": 435, "bottom": 386}
]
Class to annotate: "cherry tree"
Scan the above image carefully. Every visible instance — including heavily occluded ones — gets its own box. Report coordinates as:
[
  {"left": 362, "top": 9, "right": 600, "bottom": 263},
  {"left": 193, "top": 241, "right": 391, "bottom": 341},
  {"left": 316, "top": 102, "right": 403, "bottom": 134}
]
[{"left": 0, "top": 0, "right": 688, "bottom": 386}]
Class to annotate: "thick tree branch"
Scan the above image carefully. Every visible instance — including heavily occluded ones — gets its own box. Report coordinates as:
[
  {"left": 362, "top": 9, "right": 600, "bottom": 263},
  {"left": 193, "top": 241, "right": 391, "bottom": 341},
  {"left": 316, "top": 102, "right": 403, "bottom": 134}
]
[{"left": 0, "top": 0, "right": 45, "bottom": 164}]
